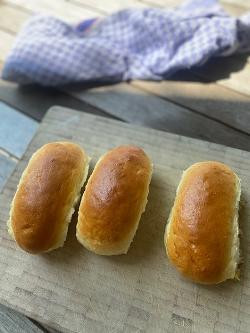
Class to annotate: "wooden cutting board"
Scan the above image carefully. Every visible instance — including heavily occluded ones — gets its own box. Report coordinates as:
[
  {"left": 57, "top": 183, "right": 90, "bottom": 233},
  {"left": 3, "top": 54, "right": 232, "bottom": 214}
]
[{"left": 0, "top": 106, "right": 249, "bottom": 333}]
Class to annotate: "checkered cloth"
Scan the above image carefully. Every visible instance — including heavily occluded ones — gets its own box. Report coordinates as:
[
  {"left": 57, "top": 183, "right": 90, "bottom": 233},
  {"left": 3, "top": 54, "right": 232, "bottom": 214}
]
[{"left": 2, "top": 0, "right": 250, "bottom": 86}]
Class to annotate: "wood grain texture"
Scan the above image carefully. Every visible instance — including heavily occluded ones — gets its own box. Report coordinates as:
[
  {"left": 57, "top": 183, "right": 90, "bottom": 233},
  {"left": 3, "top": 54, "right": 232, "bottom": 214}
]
[
  {"left": 0, "top": 3, "right": 29, "bottom": 33},
  {"left": 0, "top": 30, "right": 14, "bottom": 64},
  {"left": 221, "top": 2, "right": 250, "bottom": 16},
  {"left": 1, "top": 6, "right": 249, "bottom": 115},
  {"left": 5, "top": 0, "right": 102, "bottom": 21},
  {"left": 0, "top": 305, "right": 60, "bottom": 333},
  {"left": 71, "top": 0, "right": 147, "bottom": 14},
  {"left": 0, "top": 106, "right": 250, "bottom": 332},
  {"left": 0, "top": 101, "right": 38, "bottom": 158},
  {"left": 0, "top": 304, "right": 45, "bottom": 333},
  {"left": 65, "top": 83, "right": 250, "bottom": 151},
  {"left": 222, "top": 0, "right": 250, "bottom": 10},
  {"left": 138, "top": 0, "right": 182, "bottom": 7},
  {"left": 133, "top": 79, "right": 250, "bottom": 135},
  {"left": 1, "top": 0, "right": 250, "bottom": 100},
  {"left": 139, "top": 0, "right": 250, "bottom": 12},
  {"left": 0, "top": 304, "right": 60, "bottom": 333},
  {"left": 0, "top": 80, "right": 119, "bottom": 122},
  {"left": 70, "top": 0, "right": 248, "bottom": 15},
  {"left": 0, "top": 151, "right": 16, "bottom": 192}
]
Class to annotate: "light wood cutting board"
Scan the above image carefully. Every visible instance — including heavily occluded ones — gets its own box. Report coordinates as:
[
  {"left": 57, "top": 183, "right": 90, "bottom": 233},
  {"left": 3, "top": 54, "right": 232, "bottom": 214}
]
[{"left": 0, "top": 106, "right": 249, "bottom": 333}]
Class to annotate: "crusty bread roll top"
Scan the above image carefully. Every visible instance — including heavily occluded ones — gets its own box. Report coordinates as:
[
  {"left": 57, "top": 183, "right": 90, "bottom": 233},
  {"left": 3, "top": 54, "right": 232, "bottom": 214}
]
[
  {"left": 165, "top": 161, "right": 241, "bottom": 284},
  {"left": 76, "top": 145, "right": 153, "bottom": 255},
  {"left": 8, "top": 142, "right": 89, "bottom": 254}
]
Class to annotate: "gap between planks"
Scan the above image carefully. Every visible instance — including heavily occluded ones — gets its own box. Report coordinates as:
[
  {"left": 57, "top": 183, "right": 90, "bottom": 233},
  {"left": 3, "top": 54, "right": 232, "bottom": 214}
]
[
  {"left": 4, "top": 0, "right": 104, "bottom": 21},
  {"left": 138, "top": 0, "right": 250, "bottom": 11},
  {"left": 63, "top": 83, "right": 250, "bottom": 152},
  {"left": 1, "top": 0, "right": 250, "bottom": 101},
  {"left": 132, "top": 79, "right": 250, "bottom": 135},
  {"left": 1, "top": 0, "right": 250, "bottom": 97},
  {"left": 0, "top": 22, "right": 250, "bottom": 142},
  {"left": 0, "top": 148, "right": 18, "bottom": 163}
]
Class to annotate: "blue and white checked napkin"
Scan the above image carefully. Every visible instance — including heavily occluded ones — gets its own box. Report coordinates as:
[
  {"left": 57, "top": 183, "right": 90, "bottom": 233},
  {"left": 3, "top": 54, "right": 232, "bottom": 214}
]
[{"left": 2, "top": 0, "right": 250, "bottom": 86}]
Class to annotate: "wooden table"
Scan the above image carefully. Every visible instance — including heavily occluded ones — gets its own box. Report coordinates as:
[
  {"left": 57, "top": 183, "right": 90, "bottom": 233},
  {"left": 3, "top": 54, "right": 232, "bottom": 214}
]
[{"left": 0, "top": 0, "right": 250, "bottom": 332}]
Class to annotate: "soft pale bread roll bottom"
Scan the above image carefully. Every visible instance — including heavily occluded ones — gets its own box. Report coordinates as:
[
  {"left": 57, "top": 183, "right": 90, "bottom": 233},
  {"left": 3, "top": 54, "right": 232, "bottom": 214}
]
[
  {"left": 165, "top": 161, "right": 241, "bottom": 284},
  {"left": 76, "top": 145, "right": 153, "bottom": 255},
  {"left": 8, "top": 142, "right": 89, "bottom": 254}
]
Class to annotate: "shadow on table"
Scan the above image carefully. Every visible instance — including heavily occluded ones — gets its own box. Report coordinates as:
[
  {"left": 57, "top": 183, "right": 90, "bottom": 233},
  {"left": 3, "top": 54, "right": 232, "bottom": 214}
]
[
  {"left": 62, "top": 54, "right": 249, "bottom": 90},
  {"left": 165, "top": 54, "right": 249, "bottom": 83},
  {"left": 1, "top": 53, "right": 250, "bottom": 152},
  {"left": 0, "top": 53, "right": 248, "bottom": 105}
]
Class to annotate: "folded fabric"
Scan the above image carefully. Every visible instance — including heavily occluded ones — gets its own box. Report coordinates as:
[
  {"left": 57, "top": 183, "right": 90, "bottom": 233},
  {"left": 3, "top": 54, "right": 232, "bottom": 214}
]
[{"left": 2, "top": 0, "right": 250, "bottom": 86}]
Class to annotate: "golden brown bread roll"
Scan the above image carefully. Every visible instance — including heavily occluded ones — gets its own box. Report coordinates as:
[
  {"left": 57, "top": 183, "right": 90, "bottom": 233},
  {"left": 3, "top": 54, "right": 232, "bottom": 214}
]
[
  {"left": 165, "top": 161, "right": 241, "bottom": 284},
  {"left": 8, "top": 142, "right": 89, "bottom": 254},
  {"left": 76, "top": 145, "right": 153, "bottom": 255}
]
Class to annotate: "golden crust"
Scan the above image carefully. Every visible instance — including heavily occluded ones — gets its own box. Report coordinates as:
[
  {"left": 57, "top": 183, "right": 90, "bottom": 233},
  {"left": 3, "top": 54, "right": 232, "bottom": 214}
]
[
  {"left": 8, "top": 142, "right": 89, "bottom": 254},
  {"left": 165, "top": 161, "right": 240, "bottom": 284},
  {"left": 76, "top": 145, "right": 152, "bottom": 255}
]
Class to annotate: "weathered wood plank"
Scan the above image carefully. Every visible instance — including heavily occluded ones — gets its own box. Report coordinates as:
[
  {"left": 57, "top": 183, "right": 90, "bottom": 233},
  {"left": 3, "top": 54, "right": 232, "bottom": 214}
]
[
  {"left": 0, "top": 0, "right": 249, "bottom": 123},
  {"left": 5, "top": 0, "right": 101, "bottom": 21},
  {"left": 0, "top": 80, "right": 121, "bottom": 122},
  {"left": 0, "top": 101, "right": 38, "bottom": 158},
  {"left": 65, "top": 83, "right": 250, "bottom": 151},
  {"left": 0, "top": 106, "right": 250, "bottom": 332},
  {"left": 138, "top": 0, "right": 182, "bottom": 7},
  {"left": 70, "top": 0, "right": 147, "bottom": 14},
  {"left": 0, "top": 30, "right": 14, "bottom": 64},
  {"left": 1, "top": 0, "right": 249, "bottom": 99},
  {"left": 0, "top": 304, "right": 46, "bottom": 333},
  {"left": 133, "top": 77, "right": 250, "bottom": 135},
  {"left": 73, "top": 0, "right": 246, "bottom": 16},
  {"left": 0, "top": 3, "right": 29, "bottom": 33},
  {"left": 139, "top": 0, "right": 250, "bottom": 12},
  {"left": 0, "top": 151, "right": 16, "bottom": 192},
  {"left": 221, "top": 2, "right": 249, "bottom": 15},
  {"left": 38, "top": 323, "right": 60, "bottom": 333},
  {"left": 222, "top": 0, "right": 250, "bottom": 10}
]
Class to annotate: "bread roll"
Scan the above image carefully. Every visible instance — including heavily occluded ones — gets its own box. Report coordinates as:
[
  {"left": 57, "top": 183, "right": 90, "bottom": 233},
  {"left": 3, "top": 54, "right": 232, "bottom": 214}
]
[
  {"left": 8, "top": 142, "right": 89, "bottom": 254},
  {"left": 76, "top": 145, "right": 152, "bottom": 255},
  {"left": 165, "top": 161, "right": 241, "bottom": 284}
]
